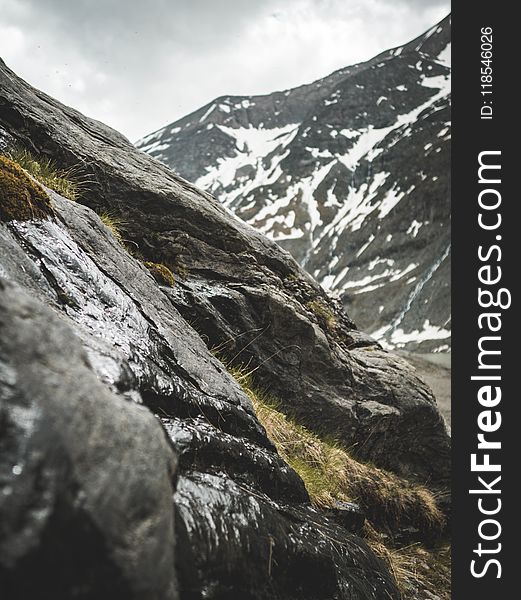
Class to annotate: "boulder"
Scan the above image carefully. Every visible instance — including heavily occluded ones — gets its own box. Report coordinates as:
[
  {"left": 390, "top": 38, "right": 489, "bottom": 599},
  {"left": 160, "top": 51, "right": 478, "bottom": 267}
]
[{"left": 0, "top": 173, "right": 399, "bottom": 598}]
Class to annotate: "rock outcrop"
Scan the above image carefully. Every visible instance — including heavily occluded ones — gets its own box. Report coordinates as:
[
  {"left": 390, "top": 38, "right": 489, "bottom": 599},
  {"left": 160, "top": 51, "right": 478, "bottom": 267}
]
[
  {"left": 0, "top": 57, "right": 450, "bottom": 485},
  {"left": 0, "top": 54, "right": 449, "bottom": 598},
  {"left": 0, "top": 173, "right": 398, "bottom": 600},
  {"left": 137, "top": 16, "right": 451, "bottom": 352}
]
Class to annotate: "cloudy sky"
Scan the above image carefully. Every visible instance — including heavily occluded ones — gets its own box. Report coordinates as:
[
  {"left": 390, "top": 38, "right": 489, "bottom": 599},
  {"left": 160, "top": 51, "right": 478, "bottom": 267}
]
[{"left": 0, "top": 0, "right": 449, "bottom": 142}]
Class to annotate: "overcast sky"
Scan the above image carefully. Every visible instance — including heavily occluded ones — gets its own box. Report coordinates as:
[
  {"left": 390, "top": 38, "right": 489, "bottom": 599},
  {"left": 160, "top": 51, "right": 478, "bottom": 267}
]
[{"left": 0, "top": 0, "right": 449, "bottom": 142}]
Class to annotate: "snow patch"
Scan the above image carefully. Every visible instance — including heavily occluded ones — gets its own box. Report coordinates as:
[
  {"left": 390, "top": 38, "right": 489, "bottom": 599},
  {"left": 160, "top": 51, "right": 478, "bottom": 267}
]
[
  {"left": 195, "top": 124, "right": 299, "bottom": 195},
  {"left": 356, "top": 234, "right": 375, "bottom": 258},
  {"left": 407, "top": 220, "right": 423, "bottom": 237},
  {"left": 387, "top": 320, "right": 451, "bottom": 347},
  {"left": 199, "top": 104, "right": 216, "bottom": 123},
  {"left": 306, "top": 147, "right": 334, "bottom": 159},
  {"left": 436, "top": 42, "right": 451, "bottom": 68},
  {"left": 378, "top": 187, "right": 405, "bottom": 219}
]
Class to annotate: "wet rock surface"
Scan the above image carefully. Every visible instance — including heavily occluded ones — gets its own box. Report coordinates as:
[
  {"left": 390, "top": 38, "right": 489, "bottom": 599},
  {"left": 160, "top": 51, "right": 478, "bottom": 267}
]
[
  {"left": 0, "top": 185, "right": 399, "bottom": 598},
  {"left": 175, "top": 472, "right": 394, "bottom": 600},
  {"left": 0, "top": 57, "right": 449, "bottom": 485},
  {"left": 0, "top": 278, "right": 178, "bottom": 600},
  {"left": 323, "top": 502, "right": 366, "bottom": 535}
]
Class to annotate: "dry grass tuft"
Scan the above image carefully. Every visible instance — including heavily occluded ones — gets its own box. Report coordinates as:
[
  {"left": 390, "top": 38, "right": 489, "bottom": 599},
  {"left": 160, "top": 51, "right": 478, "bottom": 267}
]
[
  {"left": 7, "top": 147, "right": 88, "bottom": 201},
  {"left": 224, "top": 362, "right": 450, "bottom": 599},
  {"left": 99, "top": 211, "right": 126, "bottom": 244},
  {"left": 366, "top": 524, "right": 451, "bottom": 600},
  {"left": 97, "top": 211, "right": 175, "bottom": 287},
  {"left": 306, "top": 298, "right": 337, "bottom": 330},
  {"left": 144, "top": 261, "right": 175, "bottom": 287},
  {"left": 227, "top": 364, "right": 444, "bottom": 537}
]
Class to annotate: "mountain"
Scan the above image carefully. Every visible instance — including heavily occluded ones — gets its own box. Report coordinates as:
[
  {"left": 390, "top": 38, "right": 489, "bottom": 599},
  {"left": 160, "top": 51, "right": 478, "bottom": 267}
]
[
  {"left": 136, "top": 15, "right": 451, "bottom": 353},
  {"left": 1, "top": 56, "right": 450, "bottom": 598}
]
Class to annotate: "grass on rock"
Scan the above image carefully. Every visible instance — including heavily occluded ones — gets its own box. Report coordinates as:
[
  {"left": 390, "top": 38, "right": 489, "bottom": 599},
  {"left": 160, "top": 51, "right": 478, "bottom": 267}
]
[
  {"left": 99, "top": 211, "right": 127, "bottom": 245},
  {"left": 229, "top": 364, "right": 444, "bottom": 535},
  {"left": 7, "top": 147, "right": 87, "bottom": 201},
  {"left": 367, "top": 526, "right": 451, "bottom": 599},
  {"left": 144, "top": 261, "right": 176, "bottom": 287},
  {"left": 306, "top": 298, "right": 337, "bottom": 330},
  {"left": 97, "top": 210, "right": 176, "bottom": 287},
  {"left": 96, "top": 211, "right": 176, "bottom": 287},
  {"left": 225, "top": 361, "right": 450, "bottom": 600}
]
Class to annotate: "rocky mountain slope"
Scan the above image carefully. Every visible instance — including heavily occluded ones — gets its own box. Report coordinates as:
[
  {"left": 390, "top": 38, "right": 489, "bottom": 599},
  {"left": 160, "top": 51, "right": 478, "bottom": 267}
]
[
  {"left": 137, "top": 16, "right": 451, "bottom": 353},
  {"left": 1, "top": 56, "right": 450, "bottom": 598}
]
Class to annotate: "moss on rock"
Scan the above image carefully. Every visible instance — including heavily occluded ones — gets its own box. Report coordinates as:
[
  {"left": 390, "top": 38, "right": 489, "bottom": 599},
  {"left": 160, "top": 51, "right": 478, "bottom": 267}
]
[
  {"left": 306, "top": 298, "right": 337, "bottom": 330},
  {"left": 143, "top": 261, "right": 175, "bottom": 287},
  {"left": 0, "top": 154, "right": 54, "bottom": 222}
]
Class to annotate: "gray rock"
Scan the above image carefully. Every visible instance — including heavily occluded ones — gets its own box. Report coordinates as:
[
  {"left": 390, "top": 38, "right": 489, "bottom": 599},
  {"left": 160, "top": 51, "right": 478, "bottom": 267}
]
[
  {"left": 175, "top": 471, "right": 396, "bottom": 600},
  {"left": 323, "top": 501, "right": 366, "bottom": 534},
  {"left": 0, "top": 178, "right": 399, "bottom": 597},
  {"left": 0, "top": 278, "right": 178, "bottom": 599}
]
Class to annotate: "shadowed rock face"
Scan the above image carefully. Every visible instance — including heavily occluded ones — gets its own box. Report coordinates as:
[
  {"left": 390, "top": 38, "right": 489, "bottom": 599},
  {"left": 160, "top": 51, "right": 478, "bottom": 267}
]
[
  {"left": 137, "top": 16, "right": 451, "bottom": 353},
  {"left": 1, "top": 54, "right": 448, "bottom": 597},
  {"left": 0, "top": 57, "right": 450, "bottom": 487}
]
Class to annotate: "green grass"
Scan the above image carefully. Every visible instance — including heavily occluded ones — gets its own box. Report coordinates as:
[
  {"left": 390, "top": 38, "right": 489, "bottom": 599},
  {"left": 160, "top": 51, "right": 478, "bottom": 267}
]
[{"left": 7, "top": 147, "right": 87, "bottom": 201}]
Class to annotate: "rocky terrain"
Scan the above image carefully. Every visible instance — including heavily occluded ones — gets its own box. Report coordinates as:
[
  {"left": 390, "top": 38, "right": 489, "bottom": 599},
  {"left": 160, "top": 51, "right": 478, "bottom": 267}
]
[
  {"left": 1, "top": 54, "right": 450, "bottom": 599},
  {"left": 137, "top": 16, "right": 451, "bottom": 353}
]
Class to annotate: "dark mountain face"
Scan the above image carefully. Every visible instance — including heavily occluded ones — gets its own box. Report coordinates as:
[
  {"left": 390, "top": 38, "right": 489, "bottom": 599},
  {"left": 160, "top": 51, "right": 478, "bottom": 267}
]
[{"left": 137, "top": 16, "right": 451, "bottom": 352}]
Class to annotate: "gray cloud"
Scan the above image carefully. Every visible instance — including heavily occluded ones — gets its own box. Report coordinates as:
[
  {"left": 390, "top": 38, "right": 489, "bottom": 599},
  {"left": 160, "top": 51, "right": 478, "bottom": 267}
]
[{"left": 0, "top": 0, "right": 449, "bottom": 140}]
